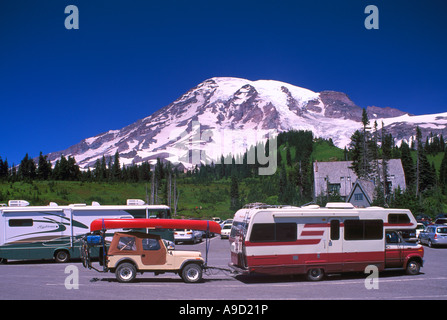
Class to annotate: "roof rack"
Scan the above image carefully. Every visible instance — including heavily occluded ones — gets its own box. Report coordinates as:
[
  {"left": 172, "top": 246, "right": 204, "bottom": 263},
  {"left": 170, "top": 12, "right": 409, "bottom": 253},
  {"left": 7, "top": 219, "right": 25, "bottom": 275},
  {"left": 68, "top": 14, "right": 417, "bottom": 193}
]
[{"left": 242, "top": 203, "right": 299, "bottom": 210}]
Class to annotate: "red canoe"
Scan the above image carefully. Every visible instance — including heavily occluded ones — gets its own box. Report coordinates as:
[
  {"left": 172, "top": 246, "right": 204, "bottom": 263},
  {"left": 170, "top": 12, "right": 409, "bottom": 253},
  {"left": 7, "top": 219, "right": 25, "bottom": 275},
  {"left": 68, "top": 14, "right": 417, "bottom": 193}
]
[{"left": 90, "top": 218, "right": 222, "bottom": 234}]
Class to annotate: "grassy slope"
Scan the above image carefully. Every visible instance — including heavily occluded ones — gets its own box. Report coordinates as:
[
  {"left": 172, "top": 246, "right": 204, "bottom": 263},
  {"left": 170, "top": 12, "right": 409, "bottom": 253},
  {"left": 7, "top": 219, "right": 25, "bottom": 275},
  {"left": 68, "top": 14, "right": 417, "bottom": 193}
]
[{"left": 0, "top": 141, "right": 347, "bottom": 219}]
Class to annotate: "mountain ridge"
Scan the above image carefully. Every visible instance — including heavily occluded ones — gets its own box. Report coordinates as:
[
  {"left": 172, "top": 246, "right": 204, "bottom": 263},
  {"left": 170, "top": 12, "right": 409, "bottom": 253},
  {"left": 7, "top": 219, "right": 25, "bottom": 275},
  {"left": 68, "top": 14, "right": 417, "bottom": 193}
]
[{"left": 46, "top": 77, "right": 447, "bottom": 169}]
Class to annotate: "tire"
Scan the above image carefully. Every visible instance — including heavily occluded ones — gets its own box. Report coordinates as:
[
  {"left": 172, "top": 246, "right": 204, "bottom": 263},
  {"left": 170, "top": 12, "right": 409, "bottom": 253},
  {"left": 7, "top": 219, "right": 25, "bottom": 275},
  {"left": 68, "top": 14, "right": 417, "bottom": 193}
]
[
  {"left": 115, "top": 262, "right": 137, "bottom": 283},
  {"left": 406, "top": 260, "right": 421, "bottom": 275},
  {"left": 307, "top": 268, "right": 325, "bottom": 281},
  {"left": 54, "top": 250, "right": 70, "bottom": 263},
  {"left": 428, "top": 240, "right": 433, "bottom": 248},
  {"left": 80, "top": 244, "right": 89, "bottom": 268},
  {"left": 181, "top": 264, "right": 203, "bottom": 283}
]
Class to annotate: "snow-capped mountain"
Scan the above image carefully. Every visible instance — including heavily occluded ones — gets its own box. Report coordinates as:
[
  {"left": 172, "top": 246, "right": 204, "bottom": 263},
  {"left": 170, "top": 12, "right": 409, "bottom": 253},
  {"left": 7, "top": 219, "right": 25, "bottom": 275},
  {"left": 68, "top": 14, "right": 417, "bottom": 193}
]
[{"left": 46, "top": 77, "right": 447, "bottom": 169}]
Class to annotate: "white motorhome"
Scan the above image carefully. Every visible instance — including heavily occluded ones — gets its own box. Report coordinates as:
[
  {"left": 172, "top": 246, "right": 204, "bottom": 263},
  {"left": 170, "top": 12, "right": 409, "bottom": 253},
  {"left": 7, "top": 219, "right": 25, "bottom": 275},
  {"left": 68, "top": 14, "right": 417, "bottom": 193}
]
[
  {"left": 0, "top": 199, "right": 171, "bottom": 263},
  {"left": 229, "top": 203, "right": 424, "bottom": 281}
]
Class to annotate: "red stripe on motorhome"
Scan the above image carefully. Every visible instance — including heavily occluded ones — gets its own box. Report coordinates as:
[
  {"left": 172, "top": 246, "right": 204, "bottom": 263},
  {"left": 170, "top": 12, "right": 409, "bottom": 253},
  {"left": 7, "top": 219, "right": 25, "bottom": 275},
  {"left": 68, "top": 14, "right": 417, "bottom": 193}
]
[
  {"left": 300, "top": 230, "right": 324, "bottom": 236},
  {"left": 303, "top": 223, "right": 329, "bottom": 228},
  {"left": 384, "top": 223, "right": 414, "bottom": 227},
  {"left": 245, "top": 239, "right": 321, "bottom": 247}
]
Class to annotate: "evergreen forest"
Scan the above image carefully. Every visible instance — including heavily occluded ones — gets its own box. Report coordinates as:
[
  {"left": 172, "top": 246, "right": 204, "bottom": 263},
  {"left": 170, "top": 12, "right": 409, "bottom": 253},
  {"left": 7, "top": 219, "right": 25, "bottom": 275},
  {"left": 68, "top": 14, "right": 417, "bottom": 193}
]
[{"left": 1, "top": 111, "right": 447, "bottom": 220}]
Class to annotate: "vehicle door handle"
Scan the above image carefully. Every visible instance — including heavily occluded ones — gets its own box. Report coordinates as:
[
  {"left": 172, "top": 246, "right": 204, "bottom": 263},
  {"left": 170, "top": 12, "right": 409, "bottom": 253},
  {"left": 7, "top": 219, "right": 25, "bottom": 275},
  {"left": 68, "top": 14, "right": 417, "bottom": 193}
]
[{"left": 142, "top": 254, "right": 146, "bottom": 257}]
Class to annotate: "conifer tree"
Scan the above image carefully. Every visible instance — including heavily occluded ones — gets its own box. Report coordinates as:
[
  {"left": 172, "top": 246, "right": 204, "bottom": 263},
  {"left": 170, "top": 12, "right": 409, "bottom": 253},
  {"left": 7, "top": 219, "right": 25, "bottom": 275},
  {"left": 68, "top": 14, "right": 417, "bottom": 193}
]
[
  {"left": 230, "top": 173, "right": 240, "bottom": 211},
  {"left": 111, "top": 151, "right": 121, "bottom": 181},
  {"left": 18, "top": 153, "right": 36, "bottom": 180},
  {"left": 400, "top": 141, "right": 415, "bottom": 188},
  {"left": 37, "top": 152, "right": 52, "bottom": 180},
  {"left": 439, "top": 152, "right": 447, "bottom": 192}
]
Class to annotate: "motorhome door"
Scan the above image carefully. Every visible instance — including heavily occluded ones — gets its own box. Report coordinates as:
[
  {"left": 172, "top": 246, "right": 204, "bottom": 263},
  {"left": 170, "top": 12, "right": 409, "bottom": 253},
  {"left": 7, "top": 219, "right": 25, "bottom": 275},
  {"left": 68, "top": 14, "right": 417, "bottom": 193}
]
[
  {"left": 326, "top": 219, "right": 343, "bottom": 273},
  {"left": 385, "top": 231, "right": 403, "bottom": 268}
]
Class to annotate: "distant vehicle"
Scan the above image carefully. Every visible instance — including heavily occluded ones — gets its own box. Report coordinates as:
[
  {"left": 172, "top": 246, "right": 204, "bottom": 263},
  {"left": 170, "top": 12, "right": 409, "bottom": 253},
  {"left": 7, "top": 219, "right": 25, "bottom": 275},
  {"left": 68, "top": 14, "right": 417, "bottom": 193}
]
[
  {"left": 81, "top": 218, "right": 221, "bottom": 283},
  {"left": 400, "top": 228, "right": 417, "bottom": 243},
  {"left": 212, "top": 217, "right": 222, "bottom": 224},
  {"left": 220, "top": 219, "right": 233, "bottom": 227},
  {"left": 174, "top": 229, "right": 203, "bottom": 244},
  {"left": 220, "top": 223, "right": 233, "bottom": 239},
  {"left": 415, "top": 223, "right": 425, "bottom": 238},
  {"left": 418, "top": 225, "right": 447, "bottom": 247},
  {"left": 434, "top": 218, "right": 447, "bottom": 225},
  {"left": 0, "top": 199, "right": 171, "bottom": 263}
]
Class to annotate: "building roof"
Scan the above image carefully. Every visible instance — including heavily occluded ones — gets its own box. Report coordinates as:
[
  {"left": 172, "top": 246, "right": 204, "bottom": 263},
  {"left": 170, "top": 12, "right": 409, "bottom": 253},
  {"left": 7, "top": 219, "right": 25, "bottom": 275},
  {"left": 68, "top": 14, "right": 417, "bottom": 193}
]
[
  {"left": 347, "top": 179, "right": 376, "bottom": 205},
  {"left": 313, "top": 159, "right": 406, "bottom": 198}
]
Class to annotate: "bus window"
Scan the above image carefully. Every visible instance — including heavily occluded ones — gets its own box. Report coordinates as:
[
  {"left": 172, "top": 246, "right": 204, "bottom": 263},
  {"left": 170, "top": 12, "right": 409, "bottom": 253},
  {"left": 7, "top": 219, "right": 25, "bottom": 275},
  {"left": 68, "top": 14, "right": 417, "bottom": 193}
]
[{"left": 148, "top": 209, "right": 170, "bottom": 219}]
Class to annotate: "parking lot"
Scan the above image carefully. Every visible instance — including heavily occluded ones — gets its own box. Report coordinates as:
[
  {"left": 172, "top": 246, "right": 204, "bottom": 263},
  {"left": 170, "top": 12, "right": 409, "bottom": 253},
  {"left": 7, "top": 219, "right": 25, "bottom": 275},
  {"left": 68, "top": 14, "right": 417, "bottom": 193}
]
[{"left": 0, "top": 236, "right": 447, "bottom": 301}]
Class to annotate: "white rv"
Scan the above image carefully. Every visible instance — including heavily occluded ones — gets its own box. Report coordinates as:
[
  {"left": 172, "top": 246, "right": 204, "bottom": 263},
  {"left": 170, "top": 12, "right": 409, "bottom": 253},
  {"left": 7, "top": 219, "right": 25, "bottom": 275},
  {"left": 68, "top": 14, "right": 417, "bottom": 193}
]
[
  {"left": 0, "top": 199, "right": 171, "bottom": 263},
  {"left": 229, "top": 203, "right": 424, "bottom": 281}
]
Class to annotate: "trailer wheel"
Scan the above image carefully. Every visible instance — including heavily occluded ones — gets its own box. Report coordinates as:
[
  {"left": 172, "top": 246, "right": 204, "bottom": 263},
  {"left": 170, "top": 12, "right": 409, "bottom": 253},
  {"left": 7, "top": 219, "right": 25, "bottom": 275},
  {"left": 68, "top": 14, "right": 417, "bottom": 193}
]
[
  {"left": 307, "top": 268, "right": 325, "bottom": 281},
  {"left": 406, "top": 260, "right": 421, "bottom": 275},
  {"left": 54, "top": 250, "right": 70, "bottom": 263},
  {"left": 181, "top": 264, "right": 203, "bottom": 283},
  {"left": 115, "top": 262, "right": 137, "bottom": 283}
]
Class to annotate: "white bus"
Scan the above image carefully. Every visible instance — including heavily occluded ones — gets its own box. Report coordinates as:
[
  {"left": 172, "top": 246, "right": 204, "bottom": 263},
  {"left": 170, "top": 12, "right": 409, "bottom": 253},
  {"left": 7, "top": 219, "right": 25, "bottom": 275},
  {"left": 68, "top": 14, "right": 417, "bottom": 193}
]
[
  {"left": 229, "top": 203, "right": 424, "bottom": 281},
  {"left": 0, "top": 199, "right": 171, "bottom": 263}
]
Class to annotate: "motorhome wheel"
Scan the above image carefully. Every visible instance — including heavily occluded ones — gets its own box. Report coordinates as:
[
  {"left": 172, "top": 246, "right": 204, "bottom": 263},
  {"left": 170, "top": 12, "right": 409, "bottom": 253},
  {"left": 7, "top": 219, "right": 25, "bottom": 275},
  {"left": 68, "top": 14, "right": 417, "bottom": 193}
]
[
  {"left": 406, "top": 260, "right": 421, "bottom": 275},
  {"left": 54, "top": 250, "right": 70, "bottom": 263},
  {"left": 307, "top": 268, "right": 325, "bottom": 281}
]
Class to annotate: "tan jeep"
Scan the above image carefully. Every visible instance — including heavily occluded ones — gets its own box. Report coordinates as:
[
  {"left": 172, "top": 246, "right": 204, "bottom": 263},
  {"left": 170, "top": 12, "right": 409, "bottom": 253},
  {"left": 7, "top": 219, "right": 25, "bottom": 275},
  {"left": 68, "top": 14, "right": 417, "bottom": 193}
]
[{"left": 104, "top": 232, "right": 205, "bottom": 283}]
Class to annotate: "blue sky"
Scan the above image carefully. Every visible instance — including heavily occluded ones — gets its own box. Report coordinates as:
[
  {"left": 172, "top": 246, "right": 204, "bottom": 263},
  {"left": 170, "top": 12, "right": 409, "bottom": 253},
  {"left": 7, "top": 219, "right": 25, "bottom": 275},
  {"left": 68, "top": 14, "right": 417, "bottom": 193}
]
[{"left": 0, "top": 0, "right": 446, "bottom": 165}]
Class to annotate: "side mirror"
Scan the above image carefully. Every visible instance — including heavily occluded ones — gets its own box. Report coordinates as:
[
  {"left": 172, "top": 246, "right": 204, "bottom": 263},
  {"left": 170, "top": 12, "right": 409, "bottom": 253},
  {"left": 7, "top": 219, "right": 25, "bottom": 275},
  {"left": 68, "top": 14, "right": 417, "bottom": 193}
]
[{"left": 163, "top": 239, "right": 175, "bottom": 251}]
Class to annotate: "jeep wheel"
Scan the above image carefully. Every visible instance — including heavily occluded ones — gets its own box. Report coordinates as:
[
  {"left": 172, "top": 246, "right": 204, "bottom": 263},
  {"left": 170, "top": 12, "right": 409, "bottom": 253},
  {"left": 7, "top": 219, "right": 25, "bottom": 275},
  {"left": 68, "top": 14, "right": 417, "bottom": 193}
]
[
  {"left": 116, "top": 263, "right": 137, "bottom": 283},
  {"left": 182, "top": 264, "right": 203, "bottom": 283}
]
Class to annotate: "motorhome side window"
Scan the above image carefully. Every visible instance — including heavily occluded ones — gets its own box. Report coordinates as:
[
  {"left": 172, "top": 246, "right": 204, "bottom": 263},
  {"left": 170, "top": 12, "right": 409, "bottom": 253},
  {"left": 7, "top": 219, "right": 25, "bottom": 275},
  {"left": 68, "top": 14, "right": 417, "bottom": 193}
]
[
  {"left": 388, "top": 214, "right": 410, "bottom": 224},
  {"left": 330, "top": 220, "right": 340, "bottom": 240},
  {"left": 9, "top": 219, "right": 33, "bottom": 227},
  {"left": 250, "top": 223, "right": 297, "bottom": 242},
  {"left": 344, "top": 220, "right": 383, "bottom": 240}
]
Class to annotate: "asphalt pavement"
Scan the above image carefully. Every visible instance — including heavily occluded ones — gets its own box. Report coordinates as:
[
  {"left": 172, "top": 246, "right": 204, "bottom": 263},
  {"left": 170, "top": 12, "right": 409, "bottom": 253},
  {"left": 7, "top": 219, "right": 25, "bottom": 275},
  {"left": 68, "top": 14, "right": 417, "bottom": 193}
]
[{"left": 0, "top": 236, "right": 446, "bottom": 301}]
